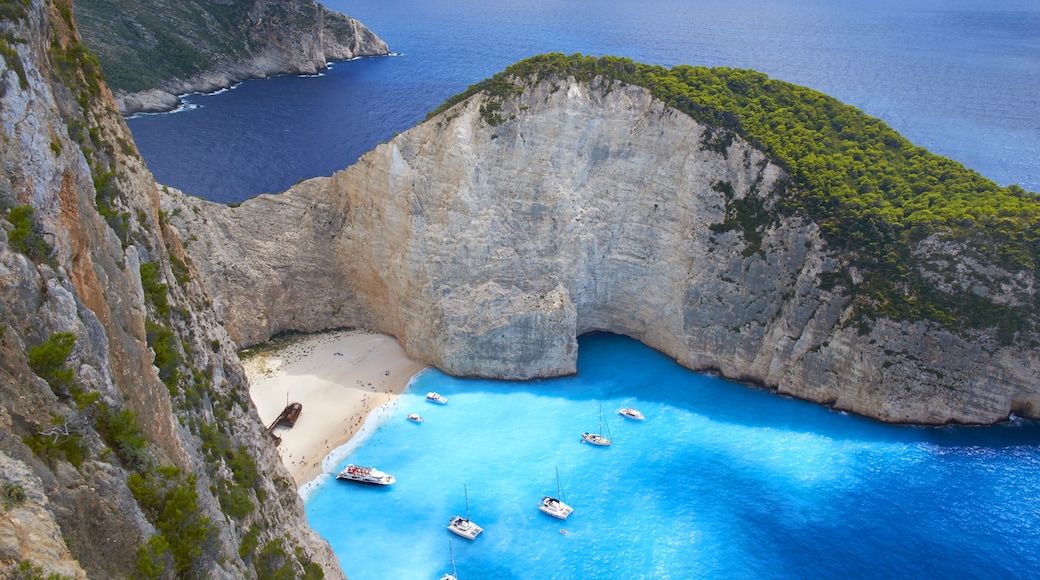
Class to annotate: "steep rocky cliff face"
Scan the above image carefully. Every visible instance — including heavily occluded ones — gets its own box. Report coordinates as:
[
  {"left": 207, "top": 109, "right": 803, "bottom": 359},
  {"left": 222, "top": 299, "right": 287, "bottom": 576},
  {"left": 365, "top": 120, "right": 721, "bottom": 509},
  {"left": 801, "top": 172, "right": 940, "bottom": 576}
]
[
  {"left": 166, "top": 76, "right": 1039, "bottom": 426},
  {"left": 1, "top": 0, "right": 342, "bottom": 576},
  {"left": 73, "top": 0, "right": 389, "bottom": 115}
]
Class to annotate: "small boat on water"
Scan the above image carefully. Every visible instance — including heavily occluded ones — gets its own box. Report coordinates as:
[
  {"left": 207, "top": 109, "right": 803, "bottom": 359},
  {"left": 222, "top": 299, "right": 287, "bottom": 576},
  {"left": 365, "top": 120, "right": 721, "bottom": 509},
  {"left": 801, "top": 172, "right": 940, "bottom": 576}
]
[
  {"left": 336, "top": 464, "right": 396, "bottom": 486},
  {"left": 538, "top": 496, "right": 572, "bottom": 519},
  {"left": 538, "top": 466, "right": 574, "bottom": 520},
  {"left": 439, "top": 539, "right": 458, "bottom": 580},
  {"left": 618, "top": 407, "right": 645, "bottom": 420},
  {"left": 448, "top": 515, "right": 482, "bottom": 541},
  {"left": 581, "top": 432, "right": 612, "bottom": 446},
  {"left": 427, "top": 392, "right": 448, "bottom": 404},
  {"left": 581, "top": 403, "right": 612, "bottom": 447},
  {"left": 448, "top": 484, "right": 483, "bottom": 540},
  {"left": 407, "top": 413, "right": 424, "bottom": 423}
]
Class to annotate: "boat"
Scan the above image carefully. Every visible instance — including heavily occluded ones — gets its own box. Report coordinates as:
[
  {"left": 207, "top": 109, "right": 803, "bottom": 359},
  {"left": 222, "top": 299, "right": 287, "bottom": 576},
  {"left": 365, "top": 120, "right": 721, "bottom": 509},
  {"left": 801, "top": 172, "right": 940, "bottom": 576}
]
[
  {"left": 336, "top": 464, "right": 396, "bottom": 486},
  {"left": 447, "top": 484, "right": 483, "bottom": 540},
  {"left": 407, "top": 413, "right": 424, "bottom": 423},
  {"left": 448, "top": 515, "right": 482, "bottom": 541},
  {"left": 618, "top": 407, "right": 645, "bottom": 420},
  {"left": 538, "top": 466, "right": 574, "bottom": 520},
  {"left": 439, "top": 540, "right": 458, "bottom": 580},
  {"left": 581, "top": 403, "right": 612, "bottom": 446},
  {"left": 427, "top": 392, "right": 448, "bottom": 404}
]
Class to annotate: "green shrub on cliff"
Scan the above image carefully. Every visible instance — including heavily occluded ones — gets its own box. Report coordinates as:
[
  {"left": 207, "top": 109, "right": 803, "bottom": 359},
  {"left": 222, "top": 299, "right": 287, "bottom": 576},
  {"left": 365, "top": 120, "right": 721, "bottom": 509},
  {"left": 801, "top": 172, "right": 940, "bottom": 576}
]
[
  {"left": 127, "top": 466, "right": 214, "bottom": 577},
  {"left": 27, "top": 332, "right": 76, "bottom": 397},
  {"left": 139, "top": 261, "right": 170, "bottom": 318},
  {"left": 7, "top": 206, "right": 53, "bottom": 263},
  {"left": 431, "top": 53, "right": 1040, "bottom": 334}
]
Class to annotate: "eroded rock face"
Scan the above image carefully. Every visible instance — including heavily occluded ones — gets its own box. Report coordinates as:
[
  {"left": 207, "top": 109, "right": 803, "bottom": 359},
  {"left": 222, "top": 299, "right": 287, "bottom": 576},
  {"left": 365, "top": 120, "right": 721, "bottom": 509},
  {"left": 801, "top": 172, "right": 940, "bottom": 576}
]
[
  {"left": 1, "top": 0, "right": 343, "bottom": 576},
  {"left": 165, "top": 76, "right": 1040, "bottom": 425}
]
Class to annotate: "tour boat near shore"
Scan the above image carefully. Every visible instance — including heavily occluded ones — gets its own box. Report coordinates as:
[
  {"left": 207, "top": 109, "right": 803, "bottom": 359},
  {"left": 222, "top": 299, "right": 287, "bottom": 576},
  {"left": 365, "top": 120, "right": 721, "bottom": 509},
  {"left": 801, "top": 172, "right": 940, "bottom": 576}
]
[
  {"left": 427, "top": 392, "right": 448, "bottom": 404},
  {"left": 336, "top": 464, "right": 396, "bottom": 486},
  {"left": 408, "top": 413, "right": 424, "bottom": 423}
]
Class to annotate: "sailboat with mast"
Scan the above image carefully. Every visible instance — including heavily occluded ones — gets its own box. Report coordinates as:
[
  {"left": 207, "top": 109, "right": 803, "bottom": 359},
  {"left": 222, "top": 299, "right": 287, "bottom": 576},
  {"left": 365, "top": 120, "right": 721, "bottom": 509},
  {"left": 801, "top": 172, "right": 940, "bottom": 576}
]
[
  {"left": 581, "top": 402, "right": 613, "bottom": 446},
  {"left": 447, "top": 484, "right": 483, "bottom": 540},
  {"left": 538, "top": 466, "right": 574, "bottom": 520},
  {"left": 438, "top": 539, "right": 458, "bottom": 580}
]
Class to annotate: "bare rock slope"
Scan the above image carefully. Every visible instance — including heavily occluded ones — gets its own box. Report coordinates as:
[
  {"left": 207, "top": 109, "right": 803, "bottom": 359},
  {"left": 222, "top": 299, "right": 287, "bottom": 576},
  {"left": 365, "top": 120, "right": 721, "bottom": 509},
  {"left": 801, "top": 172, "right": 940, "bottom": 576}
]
[
  {"left": 1, "top": 0, "right": 342, "bottom": 576},
  {"left": 167, "top": 76, "right": 1040, "bottom": 426}
]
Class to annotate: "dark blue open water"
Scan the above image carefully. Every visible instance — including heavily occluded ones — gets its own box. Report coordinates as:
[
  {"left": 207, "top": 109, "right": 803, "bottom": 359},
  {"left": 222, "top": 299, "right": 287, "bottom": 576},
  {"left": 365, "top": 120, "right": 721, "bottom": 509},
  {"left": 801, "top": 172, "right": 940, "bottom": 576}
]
[
  {"left": 126, "top": 0, "right": 1040, "bottom": 203},
  {"left": 122, "top": 2, "right": 1040, "bottom": 576},
  {"left": 306, "top": 334, "right": 1040, "bottom": 579}
]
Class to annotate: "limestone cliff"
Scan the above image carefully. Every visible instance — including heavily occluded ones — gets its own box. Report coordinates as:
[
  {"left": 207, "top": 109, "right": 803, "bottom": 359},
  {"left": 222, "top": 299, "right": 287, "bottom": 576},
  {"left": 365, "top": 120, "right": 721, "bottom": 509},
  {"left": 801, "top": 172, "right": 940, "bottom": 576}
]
[
  {"left": 72, "top": 0, "right": 389, "bottom": 115},
  {"left": 1, "top": 0, "right": 342, "bottom": 576},
  {"left": 166, "top": 72, "right": 1039, "bottom": 426}
]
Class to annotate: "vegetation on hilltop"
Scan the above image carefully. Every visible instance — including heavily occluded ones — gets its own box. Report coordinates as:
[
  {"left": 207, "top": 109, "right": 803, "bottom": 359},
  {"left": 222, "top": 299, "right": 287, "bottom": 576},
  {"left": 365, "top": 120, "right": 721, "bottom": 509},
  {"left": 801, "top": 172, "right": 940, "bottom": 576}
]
[{"left": 431, "top": 53, "right": 1040, "bottom": 338}]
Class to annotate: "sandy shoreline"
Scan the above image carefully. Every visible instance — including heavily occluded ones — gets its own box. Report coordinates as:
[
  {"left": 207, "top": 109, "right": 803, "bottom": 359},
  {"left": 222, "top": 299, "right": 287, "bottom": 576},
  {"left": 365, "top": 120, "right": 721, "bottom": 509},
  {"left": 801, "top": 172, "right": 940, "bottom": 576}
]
[{"left": 242, "top": 329, "right": 427, "bottom": 487}]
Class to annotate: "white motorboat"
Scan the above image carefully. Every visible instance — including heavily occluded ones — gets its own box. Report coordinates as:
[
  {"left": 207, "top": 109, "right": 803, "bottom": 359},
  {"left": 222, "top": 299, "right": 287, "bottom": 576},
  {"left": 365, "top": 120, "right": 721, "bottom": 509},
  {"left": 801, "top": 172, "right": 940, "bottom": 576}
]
[
  {"left": 448, "top": 484, "right": 482, "bottom": 540},
  {"left": 581, "top": 403, "right": 612, "bottom": 446},
  {"left": 336, "top": 464, "right": 396, "bottom": 485},
  {"left": 427, "top": 392, "right": 448, "bottom": 404},
  {"left": 407, "top": 413, "right": 424, "bottom": 423},
  {"left": 618, "top": 407, "right": 645, "bottom": 420},
  {"left": 538, "top": 466, "right": 574, "bottom": 520}
]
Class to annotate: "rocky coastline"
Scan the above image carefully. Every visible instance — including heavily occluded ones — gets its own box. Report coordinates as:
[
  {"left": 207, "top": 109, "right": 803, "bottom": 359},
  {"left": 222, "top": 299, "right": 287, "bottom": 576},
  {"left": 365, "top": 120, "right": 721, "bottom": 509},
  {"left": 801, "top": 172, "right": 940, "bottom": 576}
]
[
  {"left": 165, "top": 75, "right": 1040, "bottom": 427},
  {"left": 72, "top": 0, "right": 390, "bottom": 115},
  {"left": 117, "top": 53, "right": 389, "bottom": 116}
]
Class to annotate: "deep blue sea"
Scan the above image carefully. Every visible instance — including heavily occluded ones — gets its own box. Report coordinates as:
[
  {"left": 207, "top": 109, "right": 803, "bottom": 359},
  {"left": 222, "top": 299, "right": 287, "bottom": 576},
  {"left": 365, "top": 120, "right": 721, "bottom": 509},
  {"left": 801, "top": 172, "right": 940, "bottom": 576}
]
[
  {"left": 307, "top": 334, "right": 1040, "bottom": 579},
  {"left": 125, "top": 0, "right": 1040, "bottom": 203},
  {"left": 122, "top": 2, "right": 1040, "bottom": 577}
]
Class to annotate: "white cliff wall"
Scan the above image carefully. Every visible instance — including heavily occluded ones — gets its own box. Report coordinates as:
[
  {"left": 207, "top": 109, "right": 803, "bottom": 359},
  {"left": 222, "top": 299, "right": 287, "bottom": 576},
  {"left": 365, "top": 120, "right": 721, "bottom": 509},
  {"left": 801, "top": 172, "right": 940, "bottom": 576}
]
[{"left": 168, "top": 78, "right": 1040, "bottom": 425}]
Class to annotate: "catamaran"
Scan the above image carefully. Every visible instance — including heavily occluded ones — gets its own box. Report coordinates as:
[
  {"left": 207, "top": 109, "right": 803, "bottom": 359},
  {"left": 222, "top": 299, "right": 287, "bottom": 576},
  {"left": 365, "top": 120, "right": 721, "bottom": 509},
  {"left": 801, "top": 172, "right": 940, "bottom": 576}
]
[
  {"left": 447, "top": 484, "right": 483, "bottom": 540},
  {"left": 538, "top": 466, "right": 574, "bottom": 520}
]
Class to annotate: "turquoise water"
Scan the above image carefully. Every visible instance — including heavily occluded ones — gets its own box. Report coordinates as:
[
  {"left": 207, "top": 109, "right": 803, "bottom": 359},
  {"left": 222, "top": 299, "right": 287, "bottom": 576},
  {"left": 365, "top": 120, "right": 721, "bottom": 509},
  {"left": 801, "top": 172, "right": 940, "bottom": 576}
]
[{"left": 305, "top": 334, "right": 1040, "bottom": 579}]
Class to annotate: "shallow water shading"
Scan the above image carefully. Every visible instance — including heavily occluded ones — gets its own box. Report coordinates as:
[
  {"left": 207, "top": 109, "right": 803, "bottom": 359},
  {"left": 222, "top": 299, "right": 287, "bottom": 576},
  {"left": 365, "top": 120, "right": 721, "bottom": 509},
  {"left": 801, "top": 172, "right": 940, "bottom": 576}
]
[{"left": 305, "top": 334, "right": 1040, "bottom": 579}]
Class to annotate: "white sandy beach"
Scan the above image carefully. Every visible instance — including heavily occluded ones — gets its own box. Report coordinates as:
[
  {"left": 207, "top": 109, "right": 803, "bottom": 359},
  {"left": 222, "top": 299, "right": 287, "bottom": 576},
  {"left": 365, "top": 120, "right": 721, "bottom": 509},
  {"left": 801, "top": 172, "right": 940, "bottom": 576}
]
[{"left": 242, "top": 330, "right": 427, "bottom": 487}]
